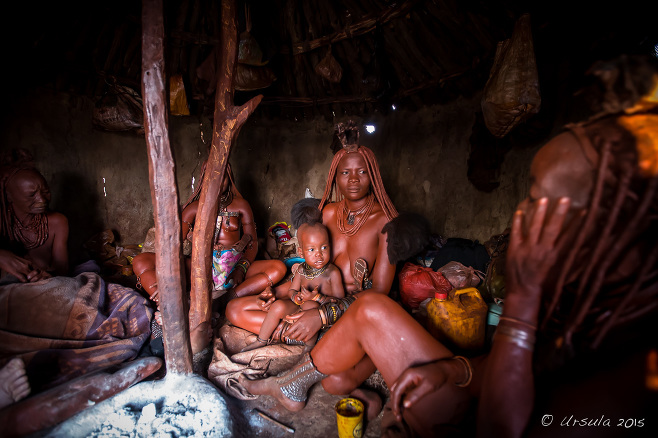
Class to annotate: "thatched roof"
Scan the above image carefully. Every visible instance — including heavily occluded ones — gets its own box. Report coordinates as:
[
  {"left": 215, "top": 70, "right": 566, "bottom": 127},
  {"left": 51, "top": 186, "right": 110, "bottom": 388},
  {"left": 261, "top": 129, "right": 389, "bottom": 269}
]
[{"left": 2, "top": 0, "right": 657, "bottom": 121}]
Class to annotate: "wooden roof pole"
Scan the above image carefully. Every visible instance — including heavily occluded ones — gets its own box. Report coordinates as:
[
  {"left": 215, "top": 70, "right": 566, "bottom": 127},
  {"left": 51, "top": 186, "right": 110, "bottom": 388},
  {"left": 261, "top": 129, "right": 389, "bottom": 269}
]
[
  {"left": 142, "top": 0, "right": 192, "bottom": 373},
  {"left": 188, "top": 0, "right": 262, "bottom": 355}
]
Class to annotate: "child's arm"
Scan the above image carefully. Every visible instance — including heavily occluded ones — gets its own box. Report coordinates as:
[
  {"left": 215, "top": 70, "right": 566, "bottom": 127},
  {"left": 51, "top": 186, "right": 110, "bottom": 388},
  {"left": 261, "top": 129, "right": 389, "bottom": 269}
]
[{"left": 287, "top": 266, "right": 302, "bottom": 301}]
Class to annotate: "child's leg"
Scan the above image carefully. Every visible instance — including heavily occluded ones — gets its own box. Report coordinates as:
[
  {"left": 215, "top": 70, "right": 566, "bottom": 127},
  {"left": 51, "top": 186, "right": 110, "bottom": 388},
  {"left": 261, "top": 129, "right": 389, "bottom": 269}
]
[
  {"left": 261, "top": 300, "right": 300, "bottom": 339},
  {"left": 241, "top": 300, "right": 299, "bottom": 352}
]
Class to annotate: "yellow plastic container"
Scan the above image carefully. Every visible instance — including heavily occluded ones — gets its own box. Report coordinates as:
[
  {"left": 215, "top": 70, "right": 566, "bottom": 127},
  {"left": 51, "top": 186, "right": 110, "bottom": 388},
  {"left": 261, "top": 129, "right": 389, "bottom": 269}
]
[{"left": 426, "top": 287, "right": 488, "bottom": 351}]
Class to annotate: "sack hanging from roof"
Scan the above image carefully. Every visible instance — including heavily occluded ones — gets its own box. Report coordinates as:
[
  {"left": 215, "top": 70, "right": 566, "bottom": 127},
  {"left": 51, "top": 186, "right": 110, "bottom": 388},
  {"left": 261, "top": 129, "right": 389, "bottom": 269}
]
[
  {"left": 234, "top": 64, "right": 277, "bottom": 91},
  {"left": 92, "top": 82, "right": 144, "bottom": 134},
  {"left": 239, "top": 31, "right": 267, "bottom": 66},
  {"left": 481, "top": 14, "right": 541, "bottom": 138},
  {"left": 197, "top": 50, "right": 276, "bottom": 93},
  {"left": 238, "top": 5, "right": 267, "bottom": 66},
  {"left": 314, "top": 47, "right": 343, "bottom": 83}
]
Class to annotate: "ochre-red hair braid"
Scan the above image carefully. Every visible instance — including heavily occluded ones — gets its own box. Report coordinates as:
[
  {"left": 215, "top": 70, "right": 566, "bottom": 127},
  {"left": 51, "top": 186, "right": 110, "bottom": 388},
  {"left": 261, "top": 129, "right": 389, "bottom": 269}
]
[{"left": 318, "top": 145, "right": 398, "bottom": 221}]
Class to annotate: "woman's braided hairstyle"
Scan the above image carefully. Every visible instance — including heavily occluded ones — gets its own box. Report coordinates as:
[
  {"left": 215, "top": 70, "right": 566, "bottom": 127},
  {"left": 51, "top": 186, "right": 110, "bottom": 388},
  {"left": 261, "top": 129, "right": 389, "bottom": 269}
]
[
  {"left": 538, "top": 55, "right": 658, "bottom": 364},
  {"left": 318, "top": 121, "right": 398, "bottom": 221}
]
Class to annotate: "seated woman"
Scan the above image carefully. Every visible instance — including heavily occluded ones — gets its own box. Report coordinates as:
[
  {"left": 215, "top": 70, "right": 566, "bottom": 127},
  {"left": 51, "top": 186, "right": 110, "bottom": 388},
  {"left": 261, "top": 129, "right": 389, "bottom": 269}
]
[
  {"left": 240, "top": 56, "right": 658, "bottom": 436},
  {"left": 132, "top": 162, "right": 286, "bottom": 351},
  {"left": 227, "top": 121, "right": 401, "bottom": 397},
  {"left": 0, "top": 151, "right": 151, "bottom": 413},
  {"left": 0, "top": 151, "right": 69, "bottom": 282}
]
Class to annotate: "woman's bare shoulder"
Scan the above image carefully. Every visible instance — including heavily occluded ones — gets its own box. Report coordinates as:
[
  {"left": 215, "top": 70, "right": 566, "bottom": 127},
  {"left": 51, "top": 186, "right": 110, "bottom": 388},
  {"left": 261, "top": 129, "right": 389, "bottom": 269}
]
[
  {"left": 323, "top": 202, "right": 339, "bottom": 215},
  {"left": 232, "top": 196, "right": 253, "bottom": 212},
  {"left": 47, "top": 211, "right": 68, "bottom": 227},
  {"left": 369, "top": 204, "right": 390, "bottom": 231}
]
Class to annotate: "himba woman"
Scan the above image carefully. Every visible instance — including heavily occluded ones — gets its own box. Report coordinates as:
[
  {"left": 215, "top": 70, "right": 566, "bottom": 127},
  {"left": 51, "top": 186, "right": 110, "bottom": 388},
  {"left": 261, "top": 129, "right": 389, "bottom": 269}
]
[
  {"left": 228, "top": 120, "right": 403, "bottom": 413},
  {"left": 0, "top": 149, "right": 67, "bottom": 408},
  {"left": 0, "top": 149, "right": 69, "bottom": 282},
  {"left": 132, "top": 161, "right": 286, "bottom": 354},
  {"left": 241, "top": 55, "right": 658, "bottom": 437}
]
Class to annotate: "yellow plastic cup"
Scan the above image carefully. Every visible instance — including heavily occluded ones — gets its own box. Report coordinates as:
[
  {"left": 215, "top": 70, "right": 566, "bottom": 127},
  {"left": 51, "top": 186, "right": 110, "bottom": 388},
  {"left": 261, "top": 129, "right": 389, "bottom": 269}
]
[{"left": 335, "top": 397, "right": 364, "bottom": 438}]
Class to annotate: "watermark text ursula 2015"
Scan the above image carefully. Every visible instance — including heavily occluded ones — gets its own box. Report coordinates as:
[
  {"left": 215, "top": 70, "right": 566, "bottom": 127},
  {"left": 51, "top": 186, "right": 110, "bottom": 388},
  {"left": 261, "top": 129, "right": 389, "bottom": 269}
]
[{"left": 541, "top": 415, "right": 645, "bottom": 428}]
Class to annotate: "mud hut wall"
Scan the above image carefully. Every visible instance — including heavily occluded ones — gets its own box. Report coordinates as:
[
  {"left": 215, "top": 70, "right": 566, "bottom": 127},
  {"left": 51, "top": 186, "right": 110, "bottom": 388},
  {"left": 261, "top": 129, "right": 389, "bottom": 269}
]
[{"left": 1, "top": 89, "right": 539, "bottom": 264}]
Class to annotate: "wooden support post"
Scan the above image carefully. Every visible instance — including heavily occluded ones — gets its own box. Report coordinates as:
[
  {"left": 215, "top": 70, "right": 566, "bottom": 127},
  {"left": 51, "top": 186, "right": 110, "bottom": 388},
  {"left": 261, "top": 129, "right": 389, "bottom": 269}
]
[
  {"left": 188, "top": 0, "right": 262, "bottom": 354},
  {"left": 142, "top": 0, "right": 193, "bottom": 373}
]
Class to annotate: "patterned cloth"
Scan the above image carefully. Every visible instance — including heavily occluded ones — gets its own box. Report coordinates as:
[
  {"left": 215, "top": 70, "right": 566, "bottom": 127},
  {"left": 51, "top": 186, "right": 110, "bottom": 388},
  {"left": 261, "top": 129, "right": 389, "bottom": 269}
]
[
  {"left": 0, "top": 272, "right": 152, "bottom": 392},
  {"left": 211, "top": 248, "right": 242, "bottom": 290}
]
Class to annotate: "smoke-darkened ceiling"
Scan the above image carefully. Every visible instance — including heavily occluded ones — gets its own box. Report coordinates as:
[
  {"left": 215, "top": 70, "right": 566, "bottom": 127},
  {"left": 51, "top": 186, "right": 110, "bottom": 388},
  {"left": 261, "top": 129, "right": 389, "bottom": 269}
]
[{"left": 2, "top": 0, "right": 657, "bottom": 121}]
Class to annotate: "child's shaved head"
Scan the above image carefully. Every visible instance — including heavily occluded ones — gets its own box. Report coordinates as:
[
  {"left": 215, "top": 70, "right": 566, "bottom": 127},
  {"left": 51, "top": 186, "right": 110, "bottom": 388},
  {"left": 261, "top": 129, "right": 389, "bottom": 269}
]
[{"left": 297, "top": 221, "right": 329, "bottom": 246}]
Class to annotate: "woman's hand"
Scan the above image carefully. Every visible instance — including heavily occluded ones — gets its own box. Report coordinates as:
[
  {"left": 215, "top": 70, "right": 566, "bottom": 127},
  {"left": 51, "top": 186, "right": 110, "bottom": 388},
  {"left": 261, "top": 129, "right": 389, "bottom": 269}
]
[
  {"left": 228, "top": 267, "right": 246, "bottom": 287},
  {"left": 283, "top": 309, "right": 322, "bottom": 342},
  {"left": 0, "top": 249, "right": 49, "bottom": 282},
  {"left": 389, "top": 361, "right": 452, "bottom": 422},
  {"left": 256, "top": 287, "right": 276, "bottom": 311},
  {"left": 507, "top": 197, "right": 575, "bottom": 299},
  {"left": 29, "top": 269, "right": 51, "bottom": 282},
  {"left": 505, "top": 197, "right": 582, "bottom": 322}
]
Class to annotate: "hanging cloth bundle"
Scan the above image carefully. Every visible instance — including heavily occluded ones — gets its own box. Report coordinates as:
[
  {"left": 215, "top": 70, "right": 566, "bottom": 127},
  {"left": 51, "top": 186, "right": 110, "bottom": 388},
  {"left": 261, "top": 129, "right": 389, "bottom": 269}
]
[
  {"left": 315, "top": 46, "right": 343, "bottom": 83},
  {"left": 92, "top": 80, "right": 144, "bottom": 134},
  {"left": 481, "top": 14, "right": 541, "bottom": 138},
  {"left": 234, "top": 4, "right": 276, "bottom": 90}
]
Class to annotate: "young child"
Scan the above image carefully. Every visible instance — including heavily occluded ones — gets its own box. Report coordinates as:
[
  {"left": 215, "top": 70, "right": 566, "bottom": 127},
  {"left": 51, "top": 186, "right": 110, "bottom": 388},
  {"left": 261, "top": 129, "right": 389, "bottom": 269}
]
[{"left": 241, "top": 221, "right": 344, "bottom": 352}]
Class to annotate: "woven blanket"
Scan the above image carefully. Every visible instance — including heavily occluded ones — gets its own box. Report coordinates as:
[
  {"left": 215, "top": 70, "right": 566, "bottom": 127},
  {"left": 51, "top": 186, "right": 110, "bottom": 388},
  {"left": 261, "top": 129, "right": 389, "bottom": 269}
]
[{"left": 0, "top": 272, "right": 152, "bottom": 392}]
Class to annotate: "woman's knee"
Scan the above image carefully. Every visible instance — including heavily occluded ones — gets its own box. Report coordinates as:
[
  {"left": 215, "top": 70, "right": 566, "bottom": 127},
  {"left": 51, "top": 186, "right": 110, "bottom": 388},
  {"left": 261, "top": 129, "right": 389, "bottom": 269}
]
[
  {"left": 321, "top": 374, "right": 360, "bottom": 395},
  {"left": 132, "top": 252, "right": 155, "bottom": 276},
  {"left": 266, "top": 260, "right": 287, "bottom": 282},
  {"left": 225, "top": 298, "right": 243, "bottom": 324},
  {"left": 351, "top": 292, "right": 397, "bottom": 322}
]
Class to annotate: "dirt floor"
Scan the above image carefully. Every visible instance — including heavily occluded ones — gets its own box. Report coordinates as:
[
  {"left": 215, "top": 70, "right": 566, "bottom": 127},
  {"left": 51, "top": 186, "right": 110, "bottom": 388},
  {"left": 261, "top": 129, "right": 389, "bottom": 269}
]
[
  {"left": 31, "top": 347, "right": 386, "bottom": 438},
  {"left": 224, "top": 379, "right": 385, "bottom": 437},
  {"left": 197, "top": 301, "right": 388, "bottom": 438}
]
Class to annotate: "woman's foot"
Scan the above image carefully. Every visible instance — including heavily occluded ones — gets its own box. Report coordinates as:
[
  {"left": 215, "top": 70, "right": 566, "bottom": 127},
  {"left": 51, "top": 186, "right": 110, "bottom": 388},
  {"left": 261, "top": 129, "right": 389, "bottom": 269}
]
[
  {"left": 350, "top": 387, "right": 383, "bottom": 421},
  {"left": 0, "top": 358, "right": 30, "bottom": 409},
  {"left": 238, "top": 374, "right": 306, "bottom": 412},
  {"left": 238, "top": 352, "right": 327, "bottom": 412}
]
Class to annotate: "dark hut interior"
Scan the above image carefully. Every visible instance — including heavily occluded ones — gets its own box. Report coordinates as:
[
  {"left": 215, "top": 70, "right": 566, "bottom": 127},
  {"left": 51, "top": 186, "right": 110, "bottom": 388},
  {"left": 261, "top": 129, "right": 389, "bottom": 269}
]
[
  {"left": 1, "top": 0, "right": 657, "bottom": 436},
  {"left": 2, "top": 0, "right": 656, "bottom": 254}
]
